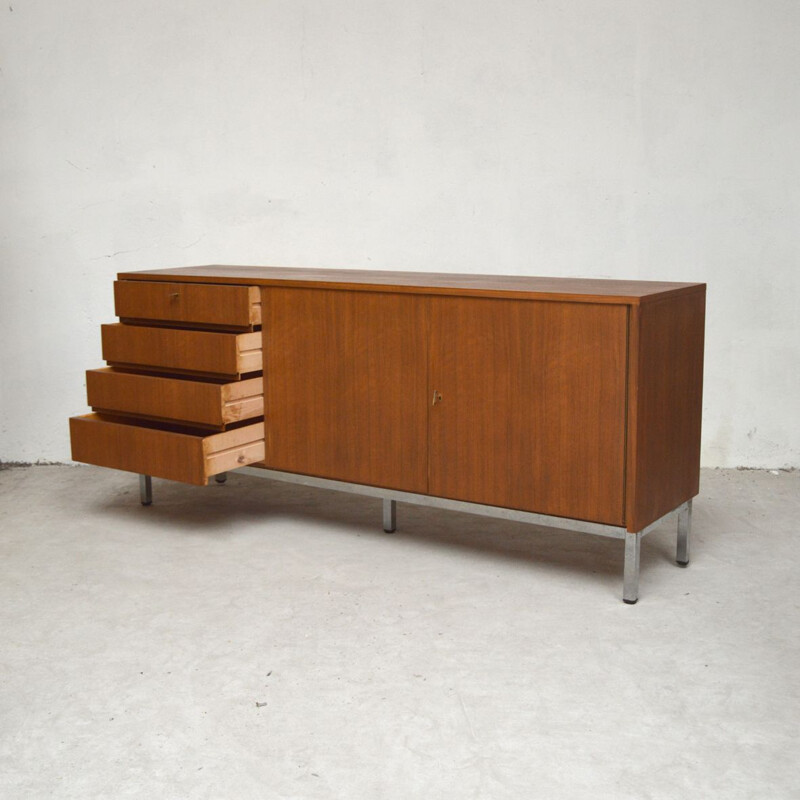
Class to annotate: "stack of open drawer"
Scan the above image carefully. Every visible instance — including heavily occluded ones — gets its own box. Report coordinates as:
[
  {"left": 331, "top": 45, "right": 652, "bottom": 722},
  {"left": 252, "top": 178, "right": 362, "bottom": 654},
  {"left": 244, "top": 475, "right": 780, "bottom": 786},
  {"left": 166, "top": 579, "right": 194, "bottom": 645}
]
[{"left": 69, "top": 280, "right": 266, "bottom": 485}]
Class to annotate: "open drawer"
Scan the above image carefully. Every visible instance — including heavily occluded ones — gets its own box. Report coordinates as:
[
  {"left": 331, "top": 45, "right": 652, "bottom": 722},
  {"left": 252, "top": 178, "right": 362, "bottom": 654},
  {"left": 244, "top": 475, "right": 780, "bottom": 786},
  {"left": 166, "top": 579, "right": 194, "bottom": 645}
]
[
  {"left": 69, "top": 414, "right": 265, "bottom": 485},
  {"left": 86, "top": 368, "right": 263, "bottom": 428},
  {"left": 101, "top": 323, "right": 262, "bottom": 378},
  {"left": 114, "top": 281, "right": 261, "bottom": 330}
]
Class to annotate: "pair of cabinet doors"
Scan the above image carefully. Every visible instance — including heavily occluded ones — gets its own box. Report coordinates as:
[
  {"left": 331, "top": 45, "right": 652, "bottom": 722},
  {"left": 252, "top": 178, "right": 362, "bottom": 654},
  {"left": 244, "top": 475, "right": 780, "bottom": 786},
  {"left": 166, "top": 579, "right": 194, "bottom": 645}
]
[{"left": 264, "top": 288, "right": 627, "bottom": 527}]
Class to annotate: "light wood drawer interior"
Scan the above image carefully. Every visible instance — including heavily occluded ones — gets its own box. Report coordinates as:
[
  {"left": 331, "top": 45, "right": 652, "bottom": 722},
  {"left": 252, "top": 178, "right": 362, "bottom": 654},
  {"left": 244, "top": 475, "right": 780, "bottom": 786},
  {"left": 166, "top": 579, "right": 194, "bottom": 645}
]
[
  {"left": 70, "top": 414, "right": 265, "bottom": 485},
  {"left": 114, "top": 281, "right": 261, "bottom": 330},
  {"left": 86, "top": 368, "right": 263, "bottom": 429},
  {"left": 101, "top": 323, "right": 262, "bottom": 378}
]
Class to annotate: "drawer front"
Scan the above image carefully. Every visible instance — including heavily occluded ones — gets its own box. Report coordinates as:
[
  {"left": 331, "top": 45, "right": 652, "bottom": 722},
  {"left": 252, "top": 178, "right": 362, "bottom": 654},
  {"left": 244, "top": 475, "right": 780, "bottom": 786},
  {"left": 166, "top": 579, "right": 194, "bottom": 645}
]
[
  {"left": 86, "top": 368, "right": 263, "bottom": 428},
  {"left": 114, "top": 281, "right": 261, "bottom": 330},
  {"left": 101, "top": 324, "right": 262, "bottom": 378},
  {"left": 70, "top": 414, "right": 265, "bottom": 485}
]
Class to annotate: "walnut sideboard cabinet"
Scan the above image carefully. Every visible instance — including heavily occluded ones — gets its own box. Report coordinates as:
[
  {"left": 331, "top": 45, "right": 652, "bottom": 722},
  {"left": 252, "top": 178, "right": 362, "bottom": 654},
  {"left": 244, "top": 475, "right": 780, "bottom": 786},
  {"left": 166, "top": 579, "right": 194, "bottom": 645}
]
[{"left": 69, "top": 266, "right": 706, "bottom": 603}]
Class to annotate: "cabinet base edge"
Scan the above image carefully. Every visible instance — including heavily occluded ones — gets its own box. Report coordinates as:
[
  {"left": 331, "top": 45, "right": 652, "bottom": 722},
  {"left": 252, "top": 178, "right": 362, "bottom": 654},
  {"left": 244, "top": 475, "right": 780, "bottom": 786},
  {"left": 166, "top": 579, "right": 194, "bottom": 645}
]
[{"left": 236, "top": 465, "right": 690, "bottom": 541}]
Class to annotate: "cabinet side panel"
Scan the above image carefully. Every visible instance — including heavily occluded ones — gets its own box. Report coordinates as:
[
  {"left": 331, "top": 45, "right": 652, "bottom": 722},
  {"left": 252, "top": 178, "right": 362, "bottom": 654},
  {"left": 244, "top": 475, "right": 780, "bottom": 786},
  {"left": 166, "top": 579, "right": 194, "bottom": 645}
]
[
  {"left": 627, "top": 288, "right": 706, "bottom": 531},
  {"left": 262, "top": 288, "right": 429, "bottom": 493}
]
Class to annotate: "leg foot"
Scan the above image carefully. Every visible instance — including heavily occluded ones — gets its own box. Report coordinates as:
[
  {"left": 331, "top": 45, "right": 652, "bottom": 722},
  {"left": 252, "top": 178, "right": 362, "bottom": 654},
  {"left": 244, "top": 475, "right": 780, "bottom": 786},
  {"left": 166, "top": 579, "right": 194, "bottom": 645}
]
[
  {"left": 383, "top": 499, "right": 396, "bottom": 533},
  {"left": 677, "top": 500, "right": 692, "bottom": 566},
  {"left": 139, "top": 474, "right": 152, "bottom": 506},
  {"left": 214, "top": 472, "right": 228, "bottom": 484},
  {"left": 623, "top": 531, "right": 641, "bottom": 604}
]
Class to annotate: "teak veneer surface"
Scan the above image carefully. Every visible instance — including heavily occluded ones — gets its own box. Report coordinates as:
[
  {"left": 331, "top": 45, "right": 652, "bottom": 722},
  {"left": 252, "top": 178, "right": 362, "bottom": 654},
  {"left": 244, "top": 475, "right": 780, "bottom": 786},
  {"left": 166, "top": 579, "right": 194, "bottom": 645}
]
[
  {"left": 101, "top": 324, "right": 262, "bottom": 378},
  {"left": 626, "top": 288, "right": 706, "bottom": 531},
  {"left": 86, "top": 368, "right": 263, "bottom": 429},
  {"left": 118, "top": 265, "right": 702, "bottom": 305},
  {"left": 73, "top": 267, "right": 704, "bottom": 533},
  {"left": 69, "top": 414, "right": 265, "bottom": 485},
  {"left": 429, "top": 297, "right": 627, "bottom": 525},
  {"left": 263, "top": 288, "right": 429, "bottom": 493},
  {"left": 114, "top": 280, "right": 261, "bottom": 329}
]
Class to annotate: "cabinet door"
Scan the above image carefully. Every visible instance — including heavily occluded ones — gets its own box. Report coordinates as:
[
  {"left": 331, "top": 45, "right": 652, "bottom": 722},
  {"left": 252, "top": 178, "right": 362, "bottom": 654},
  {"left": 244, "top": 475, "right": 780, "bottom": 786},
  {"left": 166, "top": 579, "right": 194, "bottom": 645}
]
[
  {"left": 429, "top": 297, "right": 627, "bottom": 525},
  {"left": 263, "top": 288, "right": 428, "bottom": 493}
]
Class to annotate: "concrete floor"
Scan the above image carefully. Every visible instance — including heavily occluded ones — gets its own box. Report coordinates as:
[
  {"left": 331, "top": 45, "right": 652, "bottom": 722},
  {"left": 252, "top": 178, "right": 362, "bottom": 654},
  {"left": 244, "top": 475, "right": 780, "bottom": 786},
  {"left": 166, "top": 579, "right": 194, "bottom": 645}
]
[{"left": 0, "top": 466, "right": 797, "bottom": 799}]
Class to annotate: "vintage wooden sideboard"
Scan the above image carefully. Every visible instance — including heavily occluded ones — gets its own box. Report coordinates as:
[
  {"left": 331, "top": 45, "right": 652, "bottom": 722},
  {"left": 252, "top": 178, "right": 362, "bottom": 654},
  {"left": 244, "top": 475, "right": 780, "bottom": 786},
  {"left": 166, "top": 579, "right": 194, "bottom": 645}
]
[{"left": 69, "top": 266, "right": 706, "bottom": 603}]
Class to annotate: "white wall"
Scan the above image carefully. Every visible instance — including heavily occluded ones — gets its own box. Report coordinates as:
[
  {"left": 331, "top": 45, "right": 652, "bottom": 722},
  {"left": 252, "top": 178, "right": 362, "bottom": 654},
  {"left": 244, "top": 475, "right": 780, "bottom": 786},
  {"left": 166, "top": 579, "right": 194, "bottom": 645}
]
[{"left": 1, "top": 0, "right": 798, "bottom": 467}]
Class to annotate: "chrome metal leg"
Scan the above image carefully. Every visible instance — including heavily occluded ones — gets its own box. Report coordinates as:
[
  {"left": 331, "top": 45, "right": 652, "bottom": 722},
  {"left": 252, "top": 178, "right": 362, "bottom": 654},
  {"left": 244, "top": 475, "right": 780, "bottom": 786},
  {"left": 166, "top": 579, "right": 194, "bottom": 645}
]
[
  {"left": 214, "top": 472, "right": 228, "bottom": 484},
  {"left": 139, "top": 474, "right": 152, "bottom": 506},
  {"left": 677, "top": 500, "right": 692, "bottom": 566},
  {"left": 383, "top": 499, "right": 396, "bottom": 533},
  {"left": 623, "top": 531, "right": 641, "bottom": 604}
]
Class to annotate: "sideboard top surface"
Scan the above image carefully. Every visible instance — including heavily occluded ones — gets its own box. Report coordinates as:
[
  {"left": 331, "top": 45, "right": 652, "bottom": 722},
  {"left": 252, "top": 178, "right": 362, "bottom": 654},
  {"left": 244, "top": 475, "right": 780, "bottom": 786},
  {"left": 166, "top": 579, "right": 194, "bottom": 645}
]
[{"left": 118, "top": 265, "right": 704, "bottom": 305}]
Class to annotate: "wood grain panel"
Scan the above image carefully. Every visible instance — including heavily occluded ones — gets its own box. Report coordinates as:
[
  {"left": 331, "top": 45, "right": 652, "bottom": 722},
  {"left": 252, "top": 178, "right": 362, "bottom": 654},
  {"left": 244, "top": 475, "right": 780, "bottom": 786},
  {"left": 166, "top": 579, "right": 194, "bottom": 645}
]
[
  {"left": 626, "top": 287, "right": 705, "bottom": 531},
  {"left": 86, "top": 368, "right": 263, "bottom": 428},
  {"left": 118, "top": 266, "right": 703, "bottom": 305},
  {"left": 114, "top": 281, "right": 261, "bottom": 330},
  {"left": 429, "top": 297, "right": 627, "bottom": 524},
  {"left": 101, "top": 324, "right": 261, "bottom": 378},
  {"left": 263, "top": 288, "right": 428, "bottom": 492},
  {"left": 69, "top": 414, "right": 265, "bottom": 485}
]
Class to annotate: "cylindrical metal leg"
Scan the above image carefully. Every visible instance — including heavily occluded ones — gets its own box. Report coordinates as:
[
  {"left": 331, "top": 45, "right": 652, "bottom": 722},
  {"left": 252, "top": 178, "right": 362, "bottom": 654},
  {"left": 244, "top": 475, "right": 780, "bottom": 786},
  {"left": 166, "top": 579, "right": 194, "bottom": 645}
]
[
  {"left": 383, "top": 498, "right": 396, "bottom": 533},
  {"left": 677, "top": 500, "right": 692, "bottom": 566},
  {"left": 139, "top": 474, "right": 152, "bottom": 506},
  {"left": 623, "top": 531, "right": 641, "bottom": 604},
  {"left": 214, "top": 472, "right": 228, "bottom": 484}
]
